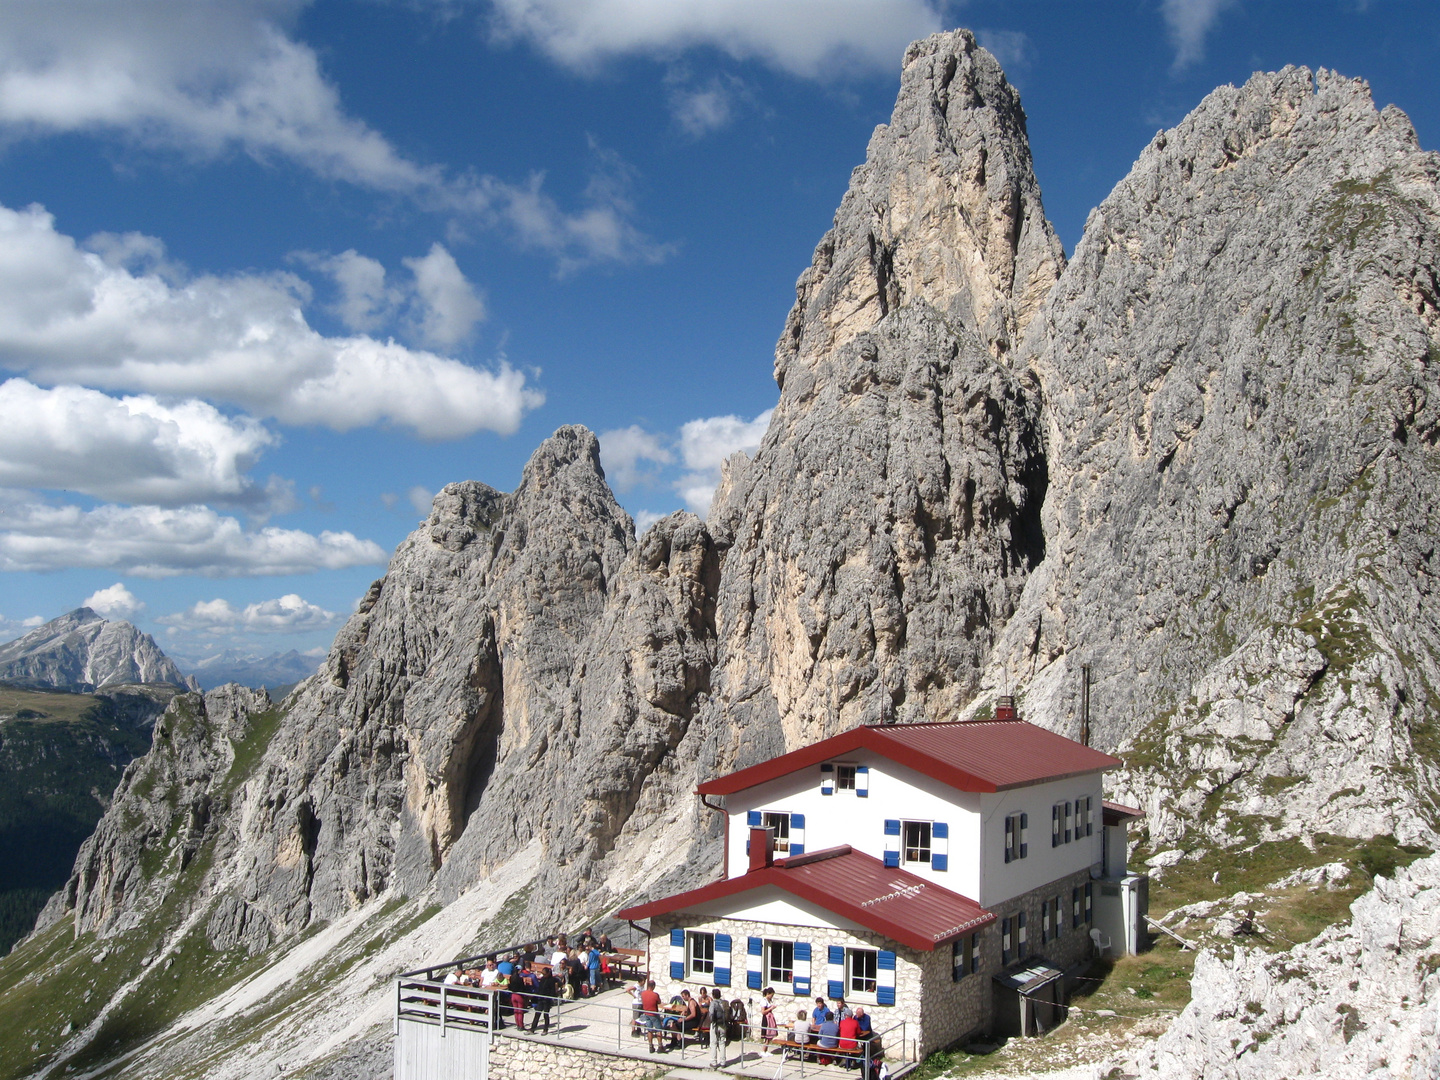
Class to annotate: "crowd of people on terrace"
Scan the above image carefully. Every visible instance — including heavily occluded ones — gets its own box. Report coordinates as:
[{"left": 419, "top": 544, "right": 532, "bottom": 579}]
[
  {"left": 629, "top": 981, "right": 879, "bottom": 1070},
  {"left": 440, "top": 929, "right": 618, "bottom": 1034},
  {"left": 436, "top": 930, "right": 883, "bottom": 1071}
]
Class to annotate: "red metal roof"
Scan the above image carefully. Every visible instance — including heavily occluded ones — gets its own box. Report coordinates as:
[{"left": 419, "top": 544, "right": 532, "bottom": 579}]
[
  {"left": 615, "top": 846, "right": 995, "bottom": 951},
  {"left": 695, "top": 720, "right": 1120, "bottom": 796}
]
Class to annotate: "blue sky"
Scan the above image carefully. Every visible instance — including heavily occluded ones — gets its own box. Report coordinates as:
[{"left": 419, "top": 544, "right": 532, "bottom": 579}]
[{"left": 0, "top": 0, "right": 1435, "bottom": 663}]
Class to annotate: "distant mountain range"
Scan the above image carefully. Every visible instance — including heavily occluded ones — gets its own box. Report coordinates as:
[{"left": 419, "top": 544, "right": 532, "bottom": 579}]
[
  {"left": 0, "top": 608, "right": 193, "bottom": 691},
  {"left": 173, "top": 648, "right": 323, "bottom": 691}
]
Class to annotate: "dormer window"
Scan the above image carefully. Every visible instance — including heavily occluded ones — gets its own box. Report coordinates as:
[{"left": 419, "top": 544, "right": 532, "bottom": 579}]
[{"left": 820, "top": 762, "right": 868, "bottom": 796}]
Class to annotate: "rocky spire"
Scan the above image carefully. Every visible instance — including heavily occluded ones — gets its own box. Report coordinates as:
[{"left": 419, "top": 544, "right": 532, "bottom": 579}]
[{"left": 704, "top": 30, "right": 1062, "bottom": 763}]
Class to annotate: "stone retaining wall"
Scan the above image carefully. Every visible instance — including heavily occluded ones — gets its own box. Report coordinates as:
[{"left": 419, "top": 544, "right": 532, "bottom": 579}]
[{"left": 487, "top": 1037, "right": 658, "bottom": 1080}]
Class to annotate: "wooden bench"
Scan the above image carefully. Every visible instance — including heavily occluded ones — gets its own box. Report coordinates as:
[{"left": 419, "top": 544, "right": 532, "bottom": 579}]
[{"left": 767, "top": 1036, "right": 874, "bottom": 1068}]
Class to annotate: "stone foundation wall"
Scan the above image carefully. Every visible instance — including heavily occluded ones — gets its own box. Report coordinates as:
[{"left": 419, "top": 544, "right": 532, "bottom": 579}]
[
  {"left": 488, "top": 1038, "right": 657, "bottom": 1080},
  {"left": 989, "top": 867, "right": 1096, "bottom": 975}
]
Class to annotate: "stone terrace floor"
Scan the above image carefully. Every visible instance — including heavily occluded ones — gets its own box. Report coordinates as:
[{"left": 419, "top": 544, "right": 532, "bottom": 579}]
[{"left": 492, "top": 986, "right": 914, "bottom": 1078}]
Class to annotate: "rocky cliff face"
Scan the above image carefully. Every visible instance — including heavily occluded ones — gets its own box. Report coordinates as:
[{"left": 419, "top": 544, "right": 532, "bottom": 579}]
[
  {"left": 976, "top": 67, "right": 1440, "bottom": 848},
  {"left": 0, "top": 608, "right": 192, "bottom": 691},
  {"left": 705, "top": 31, "right": 1060, "bottom": 763},
  {"left": 6, "top": 32, "right": 1440, "bottom": 1080},
  {"left": 1132, "top": 853, "right": 1440, "bottom": 1079}
]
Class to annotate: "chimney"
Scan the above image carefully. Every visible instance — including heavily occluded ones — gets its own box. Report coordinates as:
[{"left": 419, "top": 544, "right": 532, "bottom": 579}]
[
  {"left": 748, "top": 827, "right": 775, "bottom": 872},
  {"left": 996, "top": 695, "right": 1017, "bottom": 721}
]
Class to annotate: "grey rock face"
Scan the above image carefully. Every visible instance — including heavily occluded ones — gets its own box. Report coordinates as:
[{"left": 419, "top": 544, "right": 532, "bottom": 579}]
[
  {"left": 1132, "top": 853, "right": 1440, "bottom": 1078},
  {"left": 40, "top": 684, "right": 273, "bottom": 947},
  {"left": 0, "top": 608, "right": 191, "bottom": 690},
  {"left": 979, "top": 67, "right": 1440, "bottom": 840},
  {"left": 704, "top": 29, "right": 1060, "bottom": 764}
]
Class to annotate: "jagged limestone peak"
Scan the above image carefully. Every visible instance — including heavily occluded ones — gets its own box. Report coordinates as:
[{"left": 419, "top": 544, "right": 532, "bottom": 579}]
[{"left": 775, "top": 28, "right": 1064, "bottom": 391}]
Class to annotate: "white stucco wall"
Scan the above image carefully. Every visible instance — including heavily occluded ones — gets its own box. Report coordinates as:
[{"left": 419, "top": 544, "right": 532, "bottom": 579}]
[
  {"left": 725, "top": 755, "right": 1104, "bottom": 909},
  {"left": 976, "top": 776, "right": 1104, "bottom": 908}
]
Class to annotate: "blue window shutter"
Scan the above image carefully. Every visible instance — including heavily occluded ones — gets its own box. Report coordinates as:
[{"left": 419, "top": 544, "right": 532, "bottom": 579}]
[
  {"left": 932, "top": 853, "right": 948, "bottom": 871},
  {"left": 1020, "top": 812, "right": 1028, "bottom": 858},
  {"left": 748, "top": 936, "right": 762, "bottom": 956},
  {"left": 932, "top": 821, "right": 948, "bottom": 839},
  {"left": 1052, "top": 805, "right": 1060, "bottom": 848},
  {"left": 717, "top": 933, "right": 732, "bottom": 951},
  {"left": 748, "top": 969, "right": 762, "bottom": 989},
  {"left": 791, "top": 843, "right": 804, "bottom": 855},
  {"left": 671, "top": 960, "right": 685, "bottom": 980},
  {"left": 671, "top": 927, "right": 684, "bottom": 947},
  {"left": 856, "top": 764, "right": 869, "bottom": 797},
  {"left": 821, "top": 762, "right": 833, "bottom": 795},
  {"left": 828, "top": 978, "right": 844, "bottom": 998},
  {"left": 795, "top": 942, "right": 810, "bottom": 962},
  {"left": 747, "top": 810, "right": 762, "bottom": 827},
  {"left": 876, "top": 950, "right": 896, "bottom": 1006},
  {"left": 884, "top": 850, "right": 899, "bottom": 868},
  {"left": 828, "top": 945, "right": 844, "bottom": 964},
  {"left": 790, "top": 812, "right": 805, "bottom": 829},
  {"left": 883, "top": 819, "right": 901, "bottom": 835}
]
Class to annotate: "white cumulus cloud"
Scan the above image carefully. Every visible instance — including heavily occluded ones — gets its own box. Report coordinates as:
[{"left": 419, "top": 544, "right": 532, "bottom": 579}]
[
  {"left": 0, "top": 2, "right": 663, "bottom": 269},
  {"left": 407, "top": 485, "right": 435, "bottom": 515},
  {"left": 83, "top": 582, "right": 145, "bottom": 619},
  {"left": 0, "top": 204, "right": 543, "bottom": 438},
  {"left": 158, "top": 592, "right": 340, "bottom": 635},
  {"left": 1161, "top": 0, "right": 1237, "bottom": 70},
  {"left": 0, "top": 491, "right": 387, "bottom": 577},
  {"left": 0, "top": 378, "right": 285, "bottom": 508},
  {"left": 403, "top": 243, "right": 487, "bottom": 348},
  {"left": 599, "top": 424, "right": 673, "bottom": 490},
  {"left": 487, "top": 0, "right": 946, "bottom": 77},
  {"left": 674, "top": 408, "right": 771, "bottom": 515}
]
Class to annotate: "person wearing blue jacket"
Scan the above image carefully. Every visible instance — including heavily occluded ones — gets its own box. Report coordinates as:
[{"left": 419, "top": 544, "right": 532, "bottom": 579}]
[{"left": 587, "top": 945, "right": 602, "bottom": 991}]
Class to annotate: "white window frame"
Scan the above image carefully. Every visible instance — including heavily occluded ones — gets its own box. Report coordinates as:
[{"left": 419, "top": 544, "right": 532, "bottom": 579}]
[
  {"left": 835, "top": 763, "right": 858, "bottom": 791},
  {"left": 765, "top": 938, "right": 794, "bottom": 991},
  {"left": 762, "top": 811, "right": 791, "bottom": 853},
  {"left": 845, "top": 947, "right": 878, "bottom": 1002},
  {"left": 902, "top": 819, "right": 932, "bottom": 866},
  {"left": 687, "top": 931, "right": 715, "bottom": 981}
]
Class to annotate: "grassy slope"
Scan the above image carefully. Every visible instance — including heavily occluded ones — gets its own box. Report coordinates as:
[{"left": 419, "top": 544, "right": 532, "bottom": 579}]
[{"left": 0, "top": 687, "right": 154, "bottom": 953}]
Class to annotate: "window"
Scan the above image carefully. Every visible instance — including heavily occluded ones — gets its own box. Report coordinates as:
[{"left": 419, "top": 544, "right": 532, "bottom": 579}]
[
  {"left": 952, "top": 934, "right": 979, "bottom": 981},
  {"left": 1017, "top": 912, "right": 1028, "bottom": 960},
  {"left": 766, "top": 940, "right": 794, "bottom": 986},
  {"left": 1004, "top": 813, "right": 1028, "bottom": 862},
  {"left": 1001, "top": 917, "right": 1012, "bottom": 965},
  {"left": 903, "top": 820, "right": 932, "bottom": 864},
  {"left": 1053, "top": 801, "right": 1076, "bottom": 845},
  {"left": 763, "top": 811, "right": 791, "bottom": 853},
  {"left": 687, "top": 931, "right": 714, "bottom": 977},
  {"left": 846, "top": 948, "right": 878, "bottom": 996},
  {"left": 1072, "top": 887, "right": 1083, "bottom": 929},
  {"left": 836, "top": 764, "right": 857, "bottom": 790},
  {"left": 1078, "top": 796, "right": 1094, "bottom": 837}
]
